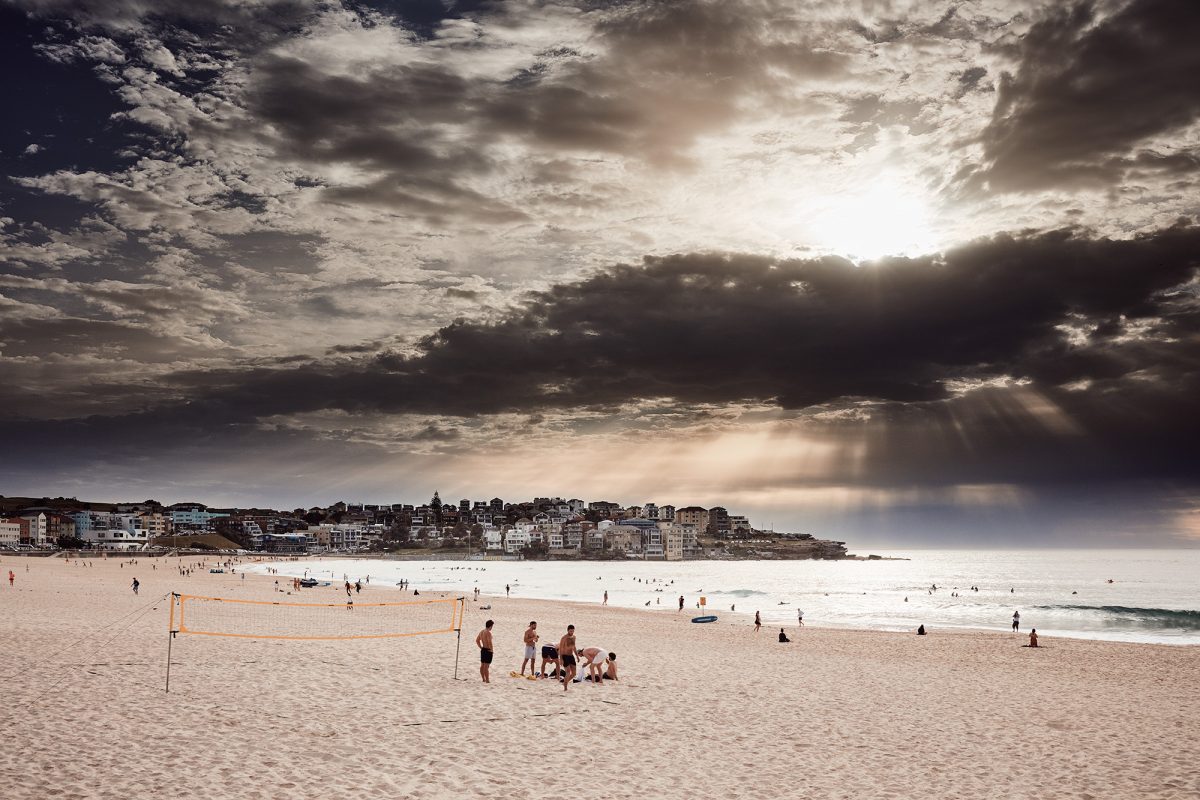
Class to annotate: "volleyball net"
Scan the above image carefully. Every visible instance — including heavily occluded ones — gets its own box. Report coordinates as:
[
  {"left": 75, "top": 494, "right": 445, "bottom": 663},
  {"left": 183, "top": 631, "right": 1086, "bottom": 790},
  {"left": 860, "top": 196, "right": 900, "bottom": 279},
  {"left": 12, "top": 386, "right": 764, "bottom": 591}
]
[{"left": 169, "top": 593, "right": 465, "bottom": 641}]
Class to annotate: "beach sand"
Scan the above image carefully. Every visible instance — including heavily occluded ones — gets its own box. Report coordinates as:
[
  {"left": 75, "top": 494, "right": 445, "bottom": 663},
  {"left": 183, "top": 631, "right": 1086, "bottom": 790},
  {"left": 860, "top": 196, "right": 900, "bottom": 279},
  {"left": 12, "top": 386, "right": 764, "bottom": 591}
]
[{"left": 2, "top": 555, "right": 1199, "bottom": 799}]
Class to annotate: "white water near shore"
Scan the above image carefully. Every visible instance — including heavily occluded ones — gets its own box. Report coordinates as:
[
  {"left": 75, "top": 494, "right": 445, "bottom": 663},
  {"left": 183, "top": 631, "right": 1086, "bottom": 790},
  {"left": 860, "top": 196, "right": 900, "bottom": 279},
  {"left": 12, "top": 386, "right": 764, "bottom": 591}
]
[{"left": 250, "top": 548, "right": 1200, "bottom": 645}]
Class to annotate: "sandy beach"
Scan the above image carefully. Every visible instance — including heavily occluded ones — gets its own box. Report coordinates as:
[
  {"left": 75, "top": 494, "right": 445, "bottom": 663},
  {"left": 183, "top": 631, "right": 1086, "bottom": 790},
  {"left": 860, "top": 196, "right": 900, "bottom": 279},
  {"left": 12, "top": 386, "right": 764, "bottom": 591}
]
[{"left": 2, "top": 555, "right": 1199, "bottom": 800}]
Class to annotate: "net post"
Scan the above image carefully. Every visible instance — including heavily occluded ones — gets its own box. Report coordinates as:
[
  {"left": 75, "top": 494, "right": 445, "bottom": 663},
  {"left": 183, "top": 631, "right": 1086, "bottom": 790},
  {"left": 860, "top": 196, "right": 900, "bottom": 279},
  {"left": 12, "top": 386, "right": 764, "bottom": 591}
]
[
  {"left": 166, "top": 593, "right": 178, "bottom": 694},
  {"left": 453, "top": 597, "right": 465, "bottom": 680}
]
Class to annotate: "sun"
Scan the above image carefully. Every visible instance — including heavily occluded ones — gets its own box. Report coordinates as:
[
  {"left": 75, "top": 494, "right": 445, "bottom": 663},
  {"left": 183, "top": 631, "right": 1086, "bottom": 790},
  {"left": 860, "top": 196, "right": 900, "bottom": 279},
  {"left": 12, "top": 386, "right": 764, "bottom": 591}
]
[{"left": 810, "top": 181, "right": 942, "bottom": 260}]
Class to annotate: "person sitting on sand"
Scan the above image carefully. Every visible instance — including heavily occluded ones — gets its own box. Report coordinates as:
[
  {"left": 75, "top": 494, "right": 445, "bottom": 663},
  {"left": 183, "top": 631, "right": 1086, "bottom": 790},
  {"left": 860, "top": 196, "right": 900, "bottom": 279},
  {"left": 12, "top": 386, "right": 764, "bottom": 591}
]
[
  {"left": 1029, "top": 628, "right": 1038, "bottom": 648},
  {"left": 778, "top": 628, "right": 790, "bottom": 643},
  {"left": 917, "top": 624, "right": 926, "bottom": 635}
]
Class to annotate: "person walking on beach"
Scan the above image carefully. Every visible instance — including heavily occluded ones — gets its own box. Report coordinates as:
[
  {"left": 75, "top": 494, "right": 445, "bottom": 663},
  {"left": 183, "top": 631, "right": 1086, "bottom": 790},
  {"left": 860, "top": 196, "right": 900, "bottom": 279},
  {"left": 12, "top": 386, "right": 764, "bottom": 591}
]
[
  {"left": 678, "top": 595, "right": 684, "bottom": 612},
  {"left": 506, "top": 584, "right": 510, "bottom": 597},
  {"left": 797, "top": 609, "right": 804, "bottom": 627},
  {"left": 558, "top": 625, "right": 578, "bottom": 691},
  {"left": 754, "top": 611, "right": 761, "bottom": 632},
  {"left": 1012, "top": 610, "right": 1020, "bottom": 632},
  {"left": 603, "top": 590, "right": 608, "bottom": 606},
  {"left": 7, "top": 570, "right": 13, "bottom": 587},
  {"left": 476, "top": 619, "right": 495, "bottom": 683},
  {"left": 131, "top": 578, "right": 139, "bottom": 595},
  {"left": 521, "top": 621, "right": 539, "bottom": 676}
]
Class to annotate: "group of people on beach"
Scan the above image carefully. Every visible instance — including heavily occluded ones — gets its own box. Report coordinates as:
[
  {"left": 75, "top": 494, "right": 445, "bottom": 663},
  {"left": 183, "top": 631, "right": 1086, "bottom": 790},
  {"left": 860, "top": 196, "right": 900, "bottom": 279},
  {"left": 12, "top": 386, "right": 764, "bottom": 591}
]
[{"left": 475, "top": 619, "right": 617, "bottom": 690}]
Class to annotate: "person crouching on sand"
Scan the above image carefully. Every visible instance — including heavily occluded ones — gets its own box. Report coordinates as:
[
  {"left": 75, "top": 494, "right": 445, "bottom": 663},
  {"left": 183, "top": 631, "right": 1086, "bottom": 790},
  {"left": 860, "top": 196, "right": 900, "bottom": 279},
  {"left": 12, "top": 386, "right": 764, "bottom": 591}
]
[
  {"left": 539, "top": 642, "right": 560, "bottom": 678},
  {"left": 1029, "top": 629, "right": 1039, "bottom": 648},
  {"left": 579, "top": 646, "right": 607, "bottom": 683},
  {"left": 476, "top": 619, "right": 495, "bottom": 683}
]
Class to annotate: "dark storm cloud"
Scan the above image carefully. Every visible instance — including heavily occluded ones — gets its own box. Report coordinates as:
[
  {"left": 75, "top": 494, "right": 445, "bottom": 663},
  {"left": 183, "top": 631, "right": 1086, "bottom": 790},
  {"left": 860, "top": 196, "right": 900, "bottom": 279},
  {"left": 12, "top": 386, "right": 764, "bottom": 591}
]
[
  {"left": 7, "top": 0, "right": 317, "bottom": 35},
  {"left": 976, "top": 0, "right": 1200, "bottom": 191},
  {"left": 6, "top": 224, "right": 1198, "bottom": 488}
]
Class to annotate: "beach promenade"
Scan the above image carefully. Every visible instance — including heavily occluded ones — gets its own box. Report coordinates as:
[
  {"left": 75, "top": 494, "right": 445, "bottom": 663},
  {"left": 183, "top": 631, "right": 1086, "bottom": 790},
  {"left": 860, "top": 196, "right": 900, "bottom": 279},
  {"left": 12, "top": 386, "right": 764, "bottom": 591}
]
[{"left": 2, "top": 556, "right": 1198, "bottom": 799}]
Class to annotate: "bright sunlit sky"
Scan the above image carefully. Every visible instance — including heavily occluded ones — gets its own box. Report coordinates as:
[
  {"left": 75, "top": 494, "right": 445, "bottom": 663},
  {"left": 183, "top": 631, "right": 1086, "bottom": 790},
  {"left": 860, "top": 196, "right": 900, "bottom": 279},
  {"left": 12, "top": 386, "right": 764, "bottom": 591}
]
[{"left": 2, "top": 0, "right": 1199, "bottom": 546}]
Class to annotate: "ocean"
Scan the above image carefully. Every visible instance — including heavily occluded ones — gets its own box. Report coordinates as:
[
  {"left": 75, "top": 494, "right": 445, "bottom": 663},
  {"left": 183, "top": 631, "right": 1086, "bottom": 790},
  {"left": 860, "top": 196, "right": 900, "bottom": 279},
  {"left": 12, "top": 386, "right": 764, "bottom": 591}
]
[{"left": 249, "top": 549, "right": 1200, "bottom": 645}]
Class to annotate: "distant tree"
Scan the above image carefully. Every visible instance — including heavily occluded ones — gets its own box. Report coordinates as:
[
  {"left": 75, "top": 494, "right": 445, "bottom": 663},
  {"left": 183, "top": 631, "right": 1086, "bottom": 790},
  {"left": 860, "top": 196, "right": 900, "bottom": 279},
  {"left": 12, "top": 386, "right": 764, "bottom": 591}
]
[
  {"left": 56, "top": 535, "right": 87, "bottom": 549},
  {"left": 430, "top": 491, "right": 443, "bottom": 528}
]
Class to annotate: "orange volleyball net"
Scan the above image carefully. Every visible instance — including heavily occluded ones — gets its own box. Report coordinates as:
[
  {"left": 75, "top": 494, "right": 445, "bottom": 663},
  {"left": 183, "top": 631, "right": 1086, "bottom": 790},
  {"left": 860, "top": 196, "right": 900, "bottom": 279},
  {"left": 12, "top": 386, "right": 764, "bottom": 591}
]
[
  {"left": 165, "top": 592, "right": 467, "bottom": 691},
  {"left": 169, "top": 593, "right": 464, "bottom": 640}
]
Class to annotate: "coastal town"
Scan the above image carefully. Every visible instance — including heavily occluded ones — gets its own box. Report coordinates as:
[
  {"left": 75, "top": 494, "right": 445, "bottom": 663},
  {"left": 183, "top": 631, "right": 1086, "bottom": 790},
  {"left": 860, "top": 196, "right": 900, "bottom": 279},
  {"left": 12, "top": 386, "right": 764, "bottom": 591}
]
[{"left": 0, "top": 492, "right": 849, "bottom": 560}]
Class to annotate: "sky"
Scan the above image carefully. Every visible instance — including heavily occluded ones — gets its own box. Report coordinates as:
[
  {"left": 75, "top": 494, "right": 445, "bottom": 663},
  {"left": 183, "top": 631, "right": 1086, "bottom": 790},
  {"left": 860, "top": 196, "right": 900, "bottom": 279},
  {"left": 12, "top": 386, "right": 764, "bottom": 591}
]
[{"left": 1, "top": 0, "right": 1198, "bottom": 547}]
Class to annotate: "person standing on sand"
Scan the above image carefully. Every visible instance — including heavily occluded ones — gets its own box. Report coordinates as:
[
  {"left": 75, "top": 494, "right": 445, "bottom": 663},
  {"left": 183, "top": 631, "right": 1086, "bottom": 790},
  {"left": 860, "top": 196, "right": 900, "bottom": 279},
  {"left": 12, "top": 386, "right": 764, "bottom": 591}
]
[
  {"left": 521, "top": 621, "right": 539, "bottom": 676},
  {"left": 603, "top": 590, "right": 608, "bottom": 606},
  {"left": 797, "top": 609, "right": 804, "bottom": 627},
  {"left": 8, "top": 570, "right": 13, "bottom": 587},
  {"left": 754, "top": 611, "right": 761, "bottom": 632},
  {"left": 476, "top": 619, "right": 495, "bottom": 683},
  {"left": 558, "top": 625, "right": 578, "bottom": 691},
  {"left": 131, "top": 578, "right": 139, "bottom": 595},
  {"left": 506, "top": 584, "right": 510, "bottom": 597},
  {"left": 1012, "top": 610, "right": 1020, "bottom": 632},
  {"left": 678, "top": 595, "right": 684, "bottom": 612}
]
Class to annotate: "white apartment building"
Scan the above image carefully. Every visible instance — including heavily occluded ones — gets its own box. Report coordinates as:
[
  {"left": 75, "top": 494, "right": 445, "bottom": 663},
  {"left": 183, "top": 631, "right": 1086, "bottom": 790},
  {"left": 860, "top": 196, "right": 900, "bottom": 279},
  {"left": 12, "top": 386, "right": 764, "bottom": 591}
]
[
  {"left": 0, "top": 520, "right": 20, "bottom": 546},
  {"left": 170, "top": 507, "right": 228, "bottom": 528},
  {"left": 658, "top": 522, "right": 685, "bottom": 561},
  {"left": 20, "top": 512, "right": 48, "bottom": 546},
  {"left": 87, "top": 527, "right": 149, "bottom": 550},
  {"left": 504, "top": 530, "right": 531, "bottom": 553}
]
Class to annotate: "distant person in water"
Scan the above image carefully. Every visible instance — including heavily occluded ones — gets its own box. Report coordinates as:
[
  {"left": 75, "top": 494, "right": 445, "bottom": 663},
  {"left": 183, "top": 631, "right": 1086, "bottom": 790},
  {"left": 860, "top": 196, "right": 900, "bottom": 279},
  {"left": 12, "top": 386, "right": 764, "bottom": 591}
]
[
  {"left": 778, "top": 628, "right": 790, "bottom": 643},
  {"left": 1012, "top": 610, "right": 1020, "bottom": 632},
  {"left": 917, "top": 624, "right": 926, "bottom": 635},
  {"left": 1029, "top": 629, "right": 1039, "bottom": 647}
]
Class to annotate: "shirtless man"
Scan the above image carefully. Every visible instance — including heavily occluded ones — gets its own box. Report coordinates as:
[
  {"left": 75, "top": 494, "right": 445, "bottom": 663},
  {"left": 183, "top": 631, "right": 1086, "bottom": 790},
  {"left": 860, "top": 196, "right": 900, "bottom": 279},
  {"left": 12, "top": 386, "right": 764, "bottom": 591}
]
[
  {"left": 475, "top": 619, "right": 495, "bottom": 683},
  {"left": 521, "top": 621, "right": 539, "bottom": 676},
  {"left": 579, "top": 645, "right": 607, "bottom": 683},
  {"left": 558, "top": 625, "right": 578, "bottom": 691}
]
